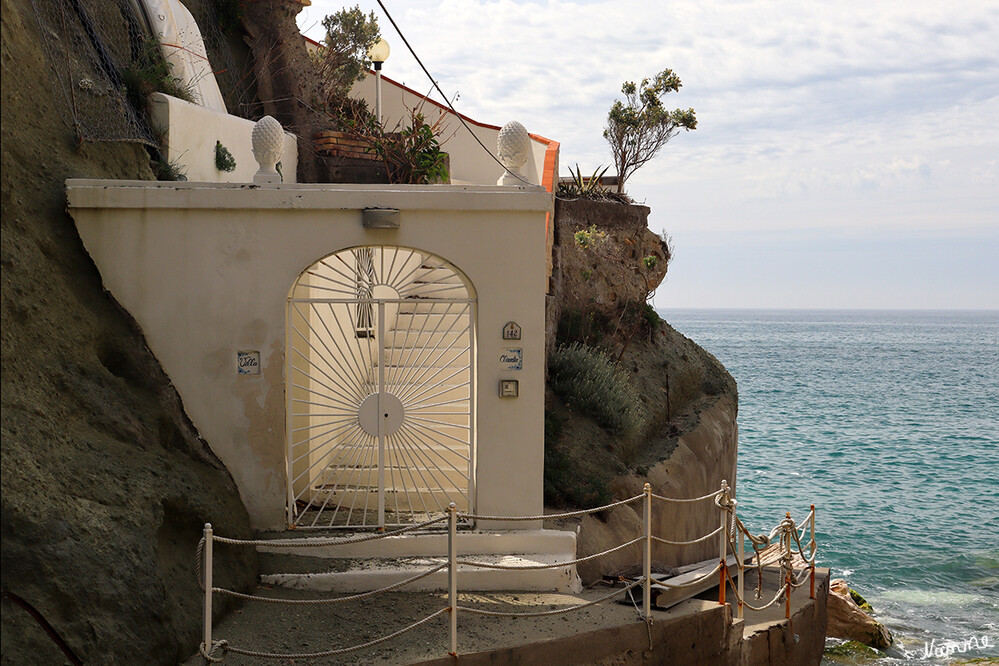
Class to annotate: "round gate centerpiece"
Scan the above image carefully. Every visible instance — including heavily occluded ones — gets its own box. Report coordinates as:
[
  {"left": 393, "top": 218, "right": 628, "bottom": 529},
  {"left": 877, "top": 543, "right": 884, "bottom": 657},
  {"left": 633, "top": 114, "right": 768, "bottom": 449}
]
[{"left": 358, "top": 393, "right": 404, "bottom": 437}]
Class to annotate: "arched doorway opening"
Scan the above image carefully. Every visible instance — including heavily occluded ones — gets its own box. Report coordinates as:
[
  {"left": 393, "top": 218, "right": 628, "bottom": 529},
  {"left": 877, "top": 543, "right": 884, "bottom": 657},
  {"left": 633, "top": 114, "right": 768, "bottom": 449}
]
[{"left": 286, "top": 246, "right": 476, "bottom": 529}]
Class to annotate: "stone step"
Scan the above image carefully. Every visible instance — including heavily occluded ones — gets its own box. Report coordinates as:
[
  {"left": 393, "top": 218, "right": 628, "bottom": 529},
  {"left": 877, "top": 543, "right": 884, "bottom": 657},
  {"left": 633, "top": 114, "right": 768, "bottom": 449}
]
[
  {"left": 393, "top": 312, "right": 466, "bottom": 329},
  {"left": 383, "top": 330, "right": 467, "bottom": 347},
  {"left": 411, "top": 268, "right": 465, "bottom": 284},
  {"left": 309, "top": 465, "right": 470, "bottom": 490},
  {"left": 260, "top": 553, "right": 579, "bottom": 593},
  {"left": 380, "top": 376, "right": 469, "bottom": 395},
  {"left": 254, "top": 529, "right": 580, "bottom": 593},
  {"left": 255, "top": 529, "right": 576, "bottom": 559},
  {"left": 397, "top": 301, "right": 470, "bottom": 315},
  {"left": 296, "top": 492, "right": 471, "bottom": 517},
  {"left": 322, "top": 442, "right": 470, "bottom": 469},
  {"left": 376, "top": 346, "right": 469, "bottom": 368}
]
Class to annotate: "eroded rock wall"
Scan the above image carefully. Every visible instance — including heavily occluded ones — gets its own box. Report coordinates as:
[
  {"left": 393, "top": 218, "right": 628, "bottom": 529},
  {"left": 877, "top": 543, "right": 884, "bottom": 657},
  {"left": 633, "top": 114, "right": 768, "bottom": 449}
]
[
  {"left": 546, "top": 198, "right": 670, "bottom": 358},
  {"left": 570, "top": 395, "right": 738, "bottom": 582},
  {"left": 1, "top": 0, "right": 257, "bottom": 662},
  {"left": 545, "top": 196, "right": 738, "bottom": 583}
]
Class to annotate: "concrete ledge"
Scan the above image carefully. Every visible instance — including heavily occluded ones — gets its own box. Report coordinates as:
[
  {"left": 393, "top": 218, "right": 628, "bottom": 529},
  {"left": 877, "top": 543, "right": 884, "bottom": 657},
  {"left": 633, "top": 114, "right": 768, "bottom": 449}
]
[
  {"left": 262, "top": 554, "right": 580, "bottom": 593},
  {"left": 413, "top": 600, "right": 737, "bottom": 665},
  {"left": 256, "top": 529, "right": 577, "bottom": 559},
  {"left": 65, "top": 179, "right": 551, "bottom": 212}
]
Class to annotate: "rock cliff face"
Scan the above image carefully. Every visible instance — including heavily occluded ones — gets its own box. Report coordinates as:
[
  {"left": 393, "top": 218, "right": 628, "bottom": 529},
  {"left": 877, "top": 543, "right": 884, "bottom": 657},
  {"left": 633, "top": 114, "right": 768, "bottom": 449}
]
[
  {"left": 0, "top": 0, "right": 257, "bottom": 662},
  {"left": 545, "top": 196, "right": 738, "bottom": 583}
]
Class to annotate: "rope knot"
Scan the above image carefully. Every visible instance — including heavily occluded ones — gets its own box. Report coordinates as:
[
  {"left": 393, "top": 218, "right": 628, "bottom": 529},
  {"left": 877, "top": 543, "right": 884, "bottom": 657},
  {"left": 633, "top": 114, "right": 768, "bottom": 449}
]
[{"left": 200, "top": 639, "right": 229, "bottom": 663}]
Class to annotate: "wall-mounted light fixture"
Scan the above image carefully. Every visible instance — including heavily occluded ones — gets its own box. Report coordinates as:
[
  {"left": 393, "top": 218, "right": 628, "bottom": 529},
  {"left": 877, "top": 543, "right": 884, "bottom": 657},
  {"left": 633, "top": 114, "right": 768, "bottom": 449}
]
[{"left": 362, "top": 207, "right": 400, "bottom": 229}]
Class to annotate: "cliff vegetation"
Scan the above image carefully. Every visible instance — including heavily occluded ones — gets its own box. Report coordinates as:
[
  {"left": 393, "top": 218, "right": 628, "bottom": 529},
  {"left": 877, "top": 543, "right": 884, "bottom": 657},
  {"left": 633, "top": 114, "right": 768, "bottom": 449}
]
[{"left": 545, "top": 197, "right": 738, "bottom": 581}]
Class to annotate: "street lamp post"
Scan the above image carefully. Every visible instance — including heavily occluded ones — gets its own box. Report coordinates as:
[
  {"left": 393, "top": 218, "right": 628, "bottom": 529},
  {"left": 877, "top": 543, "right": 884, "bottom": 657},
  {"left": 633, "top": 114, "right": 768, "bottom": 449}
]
[{"left": 368, "top": 38, "right": 390, "bottom": 126}]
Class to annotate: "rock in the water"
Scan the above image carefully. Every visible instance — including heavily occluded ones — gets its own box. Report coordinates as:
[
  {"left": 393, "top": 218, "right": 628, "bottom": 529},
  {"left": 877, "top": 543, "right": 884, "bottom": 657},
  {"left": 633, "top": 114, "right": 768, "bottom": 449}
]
[
  {"left": 823, "top": 639, "right": 883, "bottom": 663},
  {"left": 827, "top": 579, "right": 893, "bottom": 650}
]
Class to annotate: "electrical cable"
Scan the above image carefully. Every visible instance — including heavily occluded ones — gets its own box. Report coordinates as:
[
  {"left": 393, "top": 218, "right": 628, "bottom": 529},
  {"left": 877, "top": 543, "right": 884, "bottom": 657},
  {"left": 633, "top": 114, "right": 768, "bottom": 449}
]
[{"left": 373, "top": 0, "right": 536, "bottom": 187}]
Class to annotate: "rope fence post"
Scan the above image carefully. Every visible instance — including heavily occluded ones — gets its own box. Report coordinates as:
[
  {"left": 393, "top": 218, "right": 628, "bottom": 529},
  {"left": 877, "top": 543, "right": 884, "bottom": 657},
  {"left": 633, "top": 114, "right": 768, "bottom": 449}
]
[
  {"left": 737, "top": 525, "right": 745, "bottom": 619},
  {"left": 202, "top": 523, "right": 213, "bottom": 662},
  {"left": 718, "top": 480, "right": 728, "bottom": 607},
  {"left": 809, "top": 504, "right": 816, "bottom": 600},
  {"left": 784, "top": 513, "right": 792, "bottom": 621},
  {"left": 447, "top": 502, "right": 458, "bottom": 658},
  {"left": 643, "top": 483, "right": 652, "bottom": 621}
]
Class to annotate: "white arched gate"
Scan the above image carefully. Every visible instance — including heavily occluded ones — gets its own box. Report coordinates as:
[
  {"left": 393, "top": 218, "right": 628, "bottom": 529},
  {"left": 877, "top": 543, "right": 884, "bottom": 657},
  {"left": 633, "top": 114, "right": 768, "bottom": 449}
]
[{"left": 286, "top": 246, "right": 476, "bottom": 529}]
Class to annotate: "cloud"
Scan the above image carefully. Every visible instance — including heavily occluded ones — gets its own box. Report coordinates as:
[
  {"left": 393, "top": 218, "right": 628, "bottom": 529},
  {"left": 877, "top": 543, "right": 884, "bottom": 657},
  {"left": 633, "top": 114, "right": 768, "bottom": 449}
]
[{"left": 298, "top": 0, "right": 999, "bottom": 306}]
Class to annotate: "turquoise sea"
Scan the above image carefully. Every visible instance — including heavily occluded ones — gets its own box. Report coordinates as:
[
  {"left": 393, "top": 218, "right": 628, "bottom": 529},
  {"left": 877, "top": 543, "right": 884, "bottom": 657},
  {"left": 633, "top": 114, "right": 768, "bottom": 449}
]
[{"left": 661, "top": 309, "right": 999, "bottom": 664}]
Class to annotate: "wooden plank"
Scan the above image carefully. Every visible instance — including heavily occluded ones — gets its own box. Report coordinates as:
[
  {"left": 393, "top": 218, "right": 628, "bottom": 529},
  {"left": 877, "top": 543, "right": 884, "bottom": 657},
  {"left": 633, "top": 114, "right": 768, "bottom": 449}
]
[{"left": 649, "top": 553, "right": 751, "bottom": 610}]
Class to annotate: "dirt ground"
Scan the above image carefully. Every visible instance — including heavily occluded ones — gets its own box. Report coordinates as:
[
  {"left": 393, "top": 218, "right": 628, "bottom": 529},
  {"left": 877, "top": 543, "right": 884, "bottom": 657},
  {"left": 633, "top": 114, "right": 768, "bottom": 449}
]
[{"left": 182, "top": 586, "right": 650, "bottom": 665}]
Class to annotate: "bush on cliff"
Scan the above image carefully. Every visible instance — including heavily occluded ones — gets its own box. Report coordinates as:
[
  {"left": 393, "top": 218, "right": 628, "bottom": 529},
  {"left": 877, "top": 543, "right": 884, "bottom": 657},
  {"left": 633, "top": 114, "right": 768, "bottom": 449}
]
[{"left": 548, "top": 342, "right": 644, "bottom": 435}]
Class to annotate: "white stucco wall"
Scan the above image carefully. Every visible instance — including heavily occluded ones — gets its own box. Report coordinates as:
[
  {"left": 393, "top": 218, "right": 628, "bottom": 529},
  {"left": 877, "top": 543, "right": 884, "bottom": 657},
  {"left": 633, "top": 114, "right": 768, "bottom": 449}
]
[
  {"left": 149, "top": 93, "right": 299, "bottom": 184},
  {"left": 67, "top": 180, "right": 551, "bottom": 531},
  {"left": 349, "top": 75, "right": 551, "bottom": 187}
]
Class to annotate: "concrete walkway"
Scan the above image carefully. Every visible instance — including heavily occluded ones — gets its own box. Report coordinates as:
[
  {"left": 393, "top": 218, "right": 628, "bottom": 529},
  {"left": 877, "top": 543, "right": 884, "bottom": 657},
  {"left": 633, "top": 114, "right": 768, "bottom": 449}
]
[{"left": 185, "top": 567, "right": 829, "bottom": 665}]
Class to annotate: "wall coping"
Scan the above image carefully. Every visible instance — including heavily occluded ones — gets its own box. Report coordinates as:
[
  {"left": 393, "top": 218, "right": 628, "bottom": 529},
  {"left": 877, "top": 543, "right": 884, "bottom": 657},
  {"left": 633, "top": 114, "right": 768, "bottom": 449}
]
[{"left": 66, "top": 180, "right": 552, "bottom": 212}]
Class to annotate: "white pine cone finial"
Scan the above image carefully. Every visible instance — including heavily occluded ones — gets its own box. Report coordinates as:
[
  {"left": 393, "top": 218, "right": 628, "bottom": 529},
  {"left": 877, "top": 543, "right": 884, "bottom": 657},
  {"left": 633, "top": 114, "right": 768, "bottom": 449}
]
[
  {"left": 497, "top": 121, "right": 532, "bottom": 185},
  {"left": 252, "top": 116, "right": 284, "bottom": 183}
]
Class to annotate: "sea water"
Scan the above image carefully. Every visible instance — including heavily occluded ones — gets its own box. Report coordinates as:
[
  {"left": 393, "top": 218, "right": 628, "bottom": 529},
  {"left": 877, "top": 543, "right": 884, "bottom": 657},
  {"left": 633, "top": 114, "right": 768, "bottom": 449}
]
[{"left": 661, "top": 309, "right": 999, "bottom": 664}]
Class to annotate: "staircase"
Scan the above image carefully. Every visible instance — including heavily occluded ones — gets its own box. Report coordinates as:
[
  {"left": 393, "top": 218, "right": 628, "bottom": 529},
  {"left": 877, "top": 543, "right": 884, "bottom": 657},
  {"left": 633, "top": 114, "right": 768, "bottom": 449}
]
[{"left": 256, "top": 529, "right": 582, "bottom": 593}]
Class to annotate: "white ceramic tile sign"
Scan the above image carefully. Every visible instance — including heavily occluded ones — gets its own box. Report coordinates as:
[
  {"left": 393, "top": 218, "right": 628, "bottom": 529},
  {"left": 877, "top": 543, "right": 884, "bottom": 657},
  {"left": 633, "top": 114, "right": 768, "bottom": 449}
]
[
  {"left": 500, "top": 348, "right": 523, "bottom": 371},
  {"left": 237, "top": 350, "right": 261, "bottom": 375}
]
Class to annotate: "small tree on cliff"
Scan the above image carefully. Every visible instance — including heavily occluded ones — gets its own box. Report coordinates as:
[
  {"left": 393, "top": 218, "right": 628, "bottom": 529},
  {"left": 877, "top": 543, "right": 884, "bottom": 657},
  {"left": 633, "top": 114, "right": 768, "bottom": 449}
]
[
  {"left": 603, "top": 69, "right": 697, "bottom": 194},
  {"left": 313, "top": 6, "right": 381, "bottom": 111}
]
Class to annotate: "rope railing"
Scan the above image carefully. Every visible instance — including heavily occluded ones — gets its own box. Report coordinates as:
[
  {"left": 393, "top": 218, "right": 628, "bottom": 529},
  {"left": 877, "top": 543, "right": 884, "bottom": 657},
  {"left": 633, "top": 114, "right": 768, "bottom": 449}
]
[
  {"left": 210, "top": 562, "right": 449, "bottom": 605},
  {"left": 200, "top": 607, "right": 449, "bottom": 662},
  {"left": 457, "top": 579, "right": 644, "bottom": 618},
  {"left": 456, "top": 494, "right": 643, "bottom": 522},
  {"left": 196, "top": 480, "right": 819, "bottom": 662},
  {"left": 456, "top": 537, "right": 645, "bottom": 571},
  {"left": 652, "top": 524, "right": 724, "bottom": 546},
  {"left": 651, "top": 489, "right": 724, "bottom": 504}
]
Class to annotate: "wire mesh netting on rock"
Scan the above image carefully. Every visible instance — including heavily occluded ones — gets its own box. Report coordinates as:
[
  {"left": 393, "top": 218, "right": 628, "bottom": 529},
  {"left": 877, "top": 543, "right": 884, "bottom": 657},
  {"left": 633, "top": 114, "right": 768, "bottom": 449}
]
[{"left": 28, "top": 0, "right": 251, "bottom": 146}]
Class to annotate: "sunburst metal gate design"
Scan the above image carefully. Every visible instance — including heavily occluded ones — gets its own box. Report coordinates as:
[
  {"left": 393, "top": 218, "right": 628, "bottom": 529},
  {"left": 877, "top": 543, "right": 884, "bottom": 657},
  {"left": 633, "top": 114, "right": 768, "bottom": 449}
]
[{"left": 286, "top": 246, "right": 476, "bottom": 529}]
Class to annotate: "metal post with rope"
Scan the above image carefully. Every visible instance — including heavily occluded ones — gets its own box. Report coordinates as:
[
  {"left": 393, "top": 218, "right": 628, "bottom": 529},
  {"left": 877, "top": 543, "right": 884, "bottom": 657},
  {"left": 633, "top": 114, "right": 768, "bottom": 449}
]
[
  {"left": 448, "top": 501, "right": 458, "bottom": 657},
  {"left": 718, "top": 480, "right": 729, "bottom": 607},
  {"left": 643, "top": 483, "right": 652, "bottom": 621},
  {"left": 809, "top": 504, "right": 816, "bottom": 600},
  {"left": 202, "top": 523, "right": 213, "bottom": 662},
  {"left": 193, "top": 481, "right": 819, "bottom": 662}
]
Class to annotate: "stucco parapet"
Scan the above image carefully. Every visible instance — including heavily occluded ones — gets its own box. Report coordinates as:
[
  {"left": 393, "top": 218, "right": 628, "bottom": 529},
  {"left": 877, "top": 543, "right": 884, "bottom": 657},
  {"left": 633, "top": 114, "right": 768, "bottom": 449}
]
[{"left": 65, "top": 180, "right": 552, "bottom": 213}]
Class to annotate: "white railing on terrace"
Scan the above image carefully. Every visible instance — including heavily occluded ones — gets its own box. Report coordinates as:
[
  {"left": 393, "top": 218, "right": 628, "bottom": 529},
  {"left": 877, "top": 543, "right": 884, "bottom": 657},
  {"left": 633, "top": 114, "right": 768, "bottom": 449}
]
[{"left": 196, "top": 480, "right": 818, "bottom": 662}]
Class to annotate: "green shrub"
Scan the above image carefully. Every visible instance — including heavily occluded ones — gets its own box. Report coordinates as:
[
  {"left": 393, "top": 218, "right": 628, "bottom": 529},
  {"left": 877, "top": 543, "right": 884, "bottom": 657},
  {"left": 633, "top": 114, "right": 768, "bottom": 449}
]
[
  {"left": 215, "top": 141, "right": 236, "bottom": 172},
  {"left": 641, "top": 303, "right": 660, "bottom": 330},
  {"left": 549, "top": 342, "right": 643, "bottom": 435},
  {"left": 366, "top": 109, "right": 450, "bottom": 184},
  {"left": 151, "top": 154, "right": 187, "bottom": 181},
  {"left": 557, "top": 164, "right": 609, "bottom": 199},
  {"left": 557, "top": 309, "right": 612, "bottom": 346},
  {"left": 573, "top": 224, "right": 607, "bottom": 248},
  {"left": 544, "top": 444, "right": 612, "bottom": 509},
  {"left": 120, "top": 39, "right": 195, "bottom": 110}
]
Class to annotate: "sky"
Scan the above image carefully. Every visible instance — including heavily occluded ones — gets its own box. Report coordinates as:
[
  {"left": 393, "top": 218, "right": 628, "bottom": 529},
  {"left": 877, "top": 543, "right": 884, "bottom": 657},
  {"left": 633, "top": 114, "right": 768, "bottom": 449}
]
[{"left": 298, "top": 0, "right": 999, "bottom": 310}]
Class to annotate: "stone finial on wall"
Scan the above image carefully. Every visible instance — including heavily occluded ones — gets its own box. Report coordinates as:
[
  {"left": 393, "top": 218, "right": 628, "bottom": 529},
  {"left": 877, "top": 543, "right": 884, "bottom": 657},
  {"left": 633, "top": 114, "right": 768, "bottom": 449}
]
[
  {"left": 252, "top": 116, "right": 284, "bottom": 183},
  {"left": 497, "top": 121, "right": 531, "bottom": 186}
]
